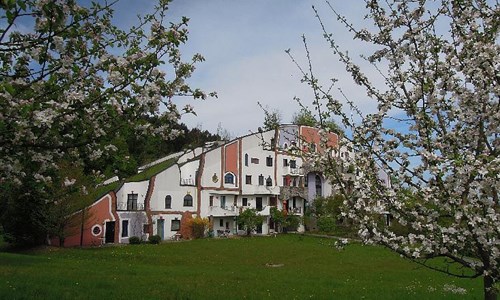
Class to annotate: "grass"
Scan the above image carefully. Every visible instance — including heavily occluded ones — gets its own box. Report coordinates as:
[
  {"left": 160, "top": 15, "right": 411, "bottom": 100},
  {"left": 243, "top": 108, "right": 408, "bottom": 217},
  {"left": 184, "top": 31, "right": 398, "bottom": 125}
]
[
  {"left": 126, "top": 158, "right": 177, "bottom": 182},
  {"left": 0, "top": 235, "right": 482, "bottom": 299}
]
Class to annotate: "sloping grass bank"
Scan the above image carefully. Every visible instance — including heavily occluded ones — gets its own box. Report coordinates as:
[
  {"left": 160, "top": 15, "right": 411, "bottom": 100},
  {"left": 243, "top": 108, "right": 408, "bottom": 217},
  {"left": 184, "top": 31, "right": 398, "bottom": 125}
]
[{"left": 0, "top": 235, "right": 481, "bottom": 299}]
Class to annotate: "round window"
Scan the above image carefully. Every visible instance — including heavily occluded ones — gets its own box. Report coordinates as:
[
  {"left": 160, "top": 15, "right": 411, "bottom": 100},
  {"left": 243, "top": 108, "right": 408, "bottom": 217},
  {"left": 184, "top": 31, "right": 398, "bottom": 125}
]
[{"left": 91, "top": 225, "right": 102, "bottom": 236}]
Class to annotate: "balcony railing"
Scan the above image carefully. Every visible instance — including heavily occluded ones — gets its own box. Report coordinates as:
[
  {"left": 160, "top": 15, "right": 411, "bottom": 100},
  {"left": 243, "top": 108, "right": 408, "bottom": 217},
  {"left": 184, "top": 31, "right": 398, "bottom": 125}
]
[
  {"left": 181, "top": 178, "right": 195, "bottom": 185},
  {"left": 288, "top": 207, "right": 302, "bottom": 215},
  {"left": 117, "top": 202, "right": 145, "bottom": 211}
]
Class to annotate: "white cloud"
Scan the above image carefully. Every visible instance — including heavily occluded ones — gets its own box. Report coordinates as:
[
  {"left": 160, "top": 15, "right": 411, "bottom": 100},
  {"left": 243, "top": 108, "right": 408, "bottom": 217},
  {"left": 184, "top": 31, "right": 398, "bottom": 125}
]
[{"left": 113, "top": 0, "right": 388, "bottom": 136}]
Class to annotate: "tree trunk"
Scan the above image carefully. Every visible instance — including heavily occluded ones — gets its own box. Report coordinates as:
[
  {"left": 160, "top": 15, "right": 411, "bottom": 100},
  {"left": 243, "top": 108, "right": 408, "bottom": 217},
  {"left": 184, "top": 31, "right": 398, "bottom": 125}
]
[{"left": 484, "top": 275, "right": 498, "bottom": 300}]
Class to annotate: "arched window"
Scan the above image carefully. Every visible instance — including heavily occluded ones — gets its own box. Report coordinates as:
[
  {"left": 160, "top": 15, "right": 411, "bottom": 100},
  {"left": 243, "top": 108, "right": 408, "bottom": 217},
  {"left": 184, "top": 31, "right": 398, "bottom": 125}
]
[
  {"left": 183, "top": 194, "right": 193, "bottom": 207},
  {"left": 244, "top": 153, "right": 249, "bottom": 166},
  {"left": 266, "top": 176, "right": 272, "bottom": 187},
  {"left": 315, "top": 174, "right": 322, "bottom": 196},
  {"left": 165, "top": 195, "right": 172, "bottom": 209},
  {"left": 224, "top": 173, "right": 235, "bottom": 184}
]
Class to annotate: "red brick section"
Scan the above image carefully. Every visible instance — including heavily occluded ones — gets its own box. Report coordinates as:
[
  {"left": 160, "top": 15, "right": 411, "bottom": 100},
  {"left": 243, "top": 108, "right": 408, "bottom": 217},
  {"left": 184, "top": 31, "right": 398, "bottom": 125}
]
[
  {"left": 179, "top": 211, "right": 193, "bottom": 239},
  {"left": 300, "top": 126, "right": 338, "bottom": 152},
  {"left": 144, "top": 175, "right": 156, "bottom": 236},
  {"left": 238, "top": 138, "right": 243, "bottom": 195},
  {"left": 225, "top": 141, "right": 238, "bottom": 176}
]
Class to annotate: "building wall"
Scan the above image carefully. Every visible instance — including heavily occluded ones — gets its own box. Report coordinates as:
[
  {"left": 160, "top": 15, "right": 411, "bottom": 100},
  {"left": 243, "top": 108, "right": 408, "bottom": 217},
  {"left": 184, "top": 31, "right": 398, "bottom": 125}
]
[
  {"left": 116, "top": 181, "right": 149, "bottom": 211},
  {"left": 60, "top": 125, "right": 348, "bottom": 246},
  {"left": 53, "top": 193, "right": 116, "bottom": 247},
  {"left": 150, "top": 166, "right": 197, "bottom": 213}
]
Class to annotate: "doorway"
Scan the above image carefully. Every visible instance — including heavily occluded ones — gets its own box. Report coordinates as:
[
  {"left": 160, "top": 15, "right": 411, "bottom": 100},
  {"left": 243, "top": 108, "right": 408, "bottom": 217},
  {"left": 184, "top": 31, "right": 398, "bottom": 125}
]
[
  {"left": 157, "top": 219, "right": 164, "bottom": 240},
  {"left": 256, "top": 197, "right": 263, "bottom": 211},
  {"left": 105, "top": 221, "right": 115, "bottom": 243}
]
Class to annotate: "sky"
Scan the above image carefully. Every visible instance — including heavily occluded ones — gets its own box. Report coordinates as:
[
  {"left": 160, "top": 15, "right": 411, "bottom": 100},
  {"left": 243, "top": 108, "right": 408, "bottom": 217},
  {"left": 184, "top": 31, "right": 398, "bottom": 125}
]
[{"left": 113, "top": 0, "right": 380, "bottom": 138}]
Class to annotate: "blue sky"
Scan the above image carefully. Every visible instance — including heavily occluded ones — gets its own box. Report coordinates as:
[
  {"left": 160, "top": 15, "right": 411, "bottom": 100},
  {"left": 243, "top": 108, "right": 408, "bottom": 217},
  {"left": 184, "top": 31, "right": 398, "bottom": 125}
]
[{"left": 114, "top": 0, "right": 379, "bottom": 137}]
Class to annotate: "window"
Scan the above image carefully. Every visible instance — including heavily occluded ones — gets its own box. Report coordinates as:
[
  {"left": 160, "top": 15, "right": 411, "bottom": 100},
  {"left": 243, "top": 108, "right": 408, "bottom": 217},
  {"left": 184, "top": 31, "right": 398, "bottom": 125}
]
[
  {"left": 266, "top": 156, "right": 273, "bottom": 167},
  {"left": 165, "top": 195, "right": 172, "bottom": 209},
  {"left": 171, "top": 219, "right": 180, "bottom": 231},
  {"left": 121, "top": 220, "right": 129, "bottom": 237},
  {"left": 290, "top": 160, "right": 296, "bottom": 169},
  {"left": 127, "top": 193, "right": 138, "bottom": 210},
  {"left": 183, "top": 194, "right": 193, "bottom": 207},
  {"left": 245, "top": 175, "right": 252, "bottom": 184},
  {"left": 258, "top": 174, "right": 264, "bottom": 185},
  {"left": 315, "top": 175, "right": 322, "bottom": 196},
  {"left": 283, "top": 159, "right": 288, "bottom": 166},
  {"left": 251, "top": 157, "right": 259, "bottom": 164},
  {"left": 245, "top": 154, "right": 249, "bottom": 166},
  {"left": 143, "top": 224, "right": 150, "bottom": 234},
  {"left": 220, "top": 195, "right": 226, "bottom": 208},
  {"left": 209, "top": 195, "right": 214, "bottom": 206},
  {"left": 224, "top": 173, "right": 235, "bottom": 184},
  {"left": 219, "top": 219, "right": 224, "bottom": 227},
  {"left": 242, "top": 198, "right": 248, "bottom": 206},
  {"left": 266, "top": 176, "right": 272, "bottom": 187}
]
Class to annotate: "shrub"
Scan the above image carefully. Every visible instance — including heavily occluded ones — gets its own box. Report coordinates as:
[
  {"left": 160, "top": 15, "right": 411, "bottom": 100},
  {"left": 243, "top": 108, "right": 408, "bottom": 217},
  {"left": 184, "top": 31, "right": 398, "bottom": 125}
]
[
  {"left": 285, "top": 215, "right": 301, "bottom": 232},
  {"left": 317, "top": 216, "right": 336, "bottom": 233},
  {"left": 189, "top": 217, "right": 210, "bottom": 239},
  {"left": 148, "top": 235, "right": 162, "bottom": 244},
  {"left": 129, "top": 236, "right": 141, "bottom": 244}
]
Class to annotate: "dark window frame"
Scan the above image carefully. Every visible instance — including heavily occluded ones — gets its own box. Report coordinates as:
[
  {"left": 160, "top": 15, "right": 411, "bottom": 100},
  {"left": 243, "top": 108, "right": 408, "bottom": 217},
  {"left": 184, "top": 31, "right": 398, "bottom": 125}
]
[
  {"left": 165, "top": 195, "right": 172, "bottom": 209},
  {"left": 183, "top": 194, "right": 193, "bottom": 207}
]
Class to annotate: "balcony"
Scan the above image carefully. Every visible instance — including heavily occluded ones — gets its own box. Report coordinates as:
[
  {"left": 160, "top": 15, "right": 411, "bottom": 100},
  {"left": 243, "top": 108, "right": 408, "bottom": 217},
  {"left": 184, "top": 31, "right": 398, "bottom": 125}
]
[
  {"left": 287, "top": 207, "right": 302, "bottom": 215},
  {"left": 280, "top": 186, "right": 307, "bottom": 200},
  {"left": 208, "top": 205, "right": 238, "bottom": 217},
  {"left": 117, "top": 202, "right": 145, "bottom": 211},
  {"left": 181, "top": 178, "right": 195, "bottom": 186},
  {"left": 256, "top": 206, "right": 272, "bottom": 216},
  {"left": 282, "top": 166, "right": 303, "bottom": 176}
]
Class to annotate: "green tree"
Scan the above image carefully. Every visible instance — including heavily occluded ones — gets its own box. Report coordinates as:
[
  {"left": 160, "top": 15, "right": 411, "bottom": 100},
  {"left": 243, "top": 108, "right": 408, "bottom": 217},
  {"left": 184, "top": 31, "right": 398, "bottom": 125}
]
[
  {"left": 270, "top": 206, "right": 286, "bottom": 233},
  {"left": 258, "top": 102, "right": 282, "bottom": 131},
  {"left": 238, "top": 208, "right": 264, "bottom": 236}
]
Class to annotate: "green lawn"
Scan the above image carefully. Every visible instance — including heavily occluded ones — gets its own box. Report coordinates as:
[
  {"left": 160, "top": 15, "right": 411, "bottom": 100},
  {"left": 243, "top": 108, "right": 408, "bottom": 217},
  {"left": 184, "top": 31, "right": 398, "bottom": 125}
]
[{"left": 0, "top": 235, "right": 482, "bottom": 299}]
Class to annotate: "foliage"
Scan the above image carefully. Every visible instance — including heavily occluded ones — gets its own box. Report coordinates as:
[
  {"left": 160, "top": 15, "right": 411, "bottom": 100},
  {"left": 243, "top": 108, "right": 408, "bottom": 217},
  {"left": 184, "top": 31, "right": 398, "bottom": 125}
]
[
  {"left": 317, "top": 216, "right": 336, "bottom": 233},
  {"left": 292, "top": 107, "right": 317, "bottom": 127},
  {"left": 0, "top": 235, "right": 483, "bottom": 299},
  {"left": 270, "top": 206, "right": 286, "bottom": 232},
  {"left": 311, "top": 195, "right": 344, "bottom": 219},
  {"left": 258, "top": 101, "right": 282, "bottom": 131},
  {"left": 189, "top": 216, "right": 210, "bottom": 239},
  {"left": 292, "top": 107, "right": 343, "bottom": 135},
  {"left": 289, "top": 0, "right": 499, "bottom": 298},
  {"left": 0, "top": 0, "right": 214, "bottom": 245},
  {"left": 284, "top": 214, "right": 301, "bottom": 232},
  {"left": 128, "top": 236, "right": 142, "bottom": 245},
  {"left": 237, "top": 208, "right": 264, "bottom": 236},
  {"left": 148, "top": 235, "right": 162, "bottom": 245}
]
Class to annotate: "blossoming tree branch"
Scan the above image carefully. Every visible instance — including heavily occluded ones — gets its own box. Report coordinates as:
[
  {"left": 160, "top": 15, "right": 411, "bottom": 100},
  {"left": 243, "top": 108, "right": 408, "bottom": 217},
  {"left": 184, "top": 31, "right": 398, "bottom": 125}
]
[
  {"left": 289, "top": 0, "right": 499, "bottom": 299},
  {"left": 0, "top": 0, "right": 214, "bottom": 244}
]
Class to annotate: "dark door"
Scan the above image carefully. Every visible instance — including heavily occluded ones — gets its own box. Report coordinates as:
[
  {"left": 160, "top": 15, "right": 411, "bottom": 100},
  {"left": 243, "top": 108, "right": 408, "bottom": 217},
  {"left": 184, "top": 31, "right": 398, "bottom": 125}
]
[
  {"left": 157, "top": 219, "right": 164, "bottom": 240},
  {"left": 105, "top": 221, "right": 115, "bottom": 243},
  {"left": 256, "top": 197, "right": 263, "bottom": 211},
  {"left": 256, "top": 223, "right": 262, "bottom": 234}
]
